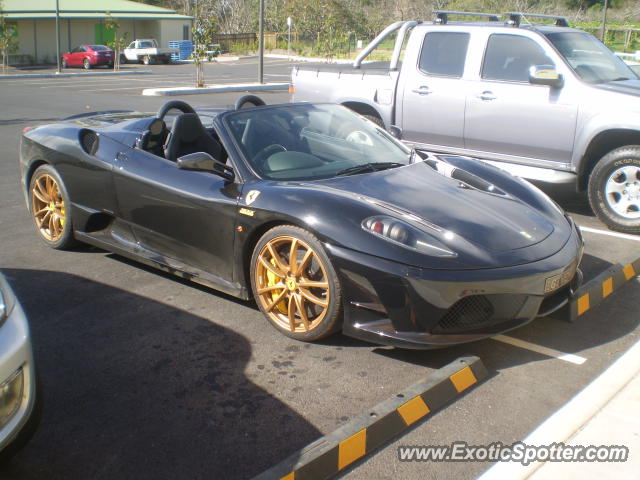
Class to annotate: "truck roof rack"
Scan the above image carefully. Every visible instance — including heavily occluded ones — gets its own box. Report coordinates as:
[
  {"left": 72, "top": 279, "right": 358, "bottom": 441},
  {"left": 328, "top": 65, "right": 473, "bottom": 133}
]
[
  {"left": 433, "top": 11, "right": 500, "bottom": 24},
  {"left": 505, "top": 12, "right": 569, "bottom": 27}
]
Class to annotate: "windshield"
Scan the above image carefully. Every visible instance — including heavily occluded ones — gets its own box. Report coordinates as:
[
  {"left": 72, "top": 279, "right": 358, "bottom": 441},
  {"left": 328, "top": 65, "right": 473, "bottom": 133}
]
[
  {"left": 90, "top": 45, "right": 109, "bottom": 51},
  {"left": 224, "top": 104, "right": 411, "bottom": 180},
  {"left": 545, "top": 32, "right": 638, "bottom": 84}
]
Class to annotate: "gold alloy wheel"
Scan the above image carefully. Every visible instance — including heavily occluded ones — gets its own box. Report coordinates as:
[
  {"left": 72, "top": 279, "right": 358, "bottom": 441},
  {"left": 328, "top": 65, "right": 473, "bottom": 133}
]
[
  {"left": 255, "top": 235, "right": 330, "bottom": 333},
  {"left": 31, "top": 173, "right": 66, "bottom": 242}
]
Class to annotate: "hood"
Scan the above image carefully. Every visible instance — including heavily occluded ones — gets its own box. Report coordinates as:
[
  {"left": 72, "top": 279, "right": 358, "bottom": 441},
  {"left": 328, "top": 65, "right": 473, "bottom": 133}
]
[
  {"left": 592, "top": 78, "right": 640, "bottom": 97},
  {"left": 313, "top": 162, "right": 557, "bottom": 254}
]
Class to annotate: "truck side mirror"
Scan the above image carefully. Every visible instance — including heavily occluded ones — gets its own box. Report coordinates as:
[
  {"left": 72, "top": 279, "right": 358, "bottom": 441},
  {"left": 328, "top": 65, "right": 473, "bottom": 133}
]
[
  {"left": 388, "top": 125, "right": 402, "bottom": 140},
  {"left": 529, "top": 65, "right": 564, "bottom": 88}
]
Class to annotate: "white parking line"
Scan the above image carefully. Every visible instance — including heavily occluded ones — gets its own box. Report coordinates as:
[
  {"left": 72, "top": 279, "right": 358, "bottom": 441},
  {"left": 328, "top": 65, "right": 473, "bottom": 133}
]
[
  {"left": 479, "top": 336, "right": 640, "bottom": 480},
  {"left": 493, "top": 335, "right": 587, "bottom": 365},
  {"left": 579, "top": 226, "right": 640, "bottom": 242}
]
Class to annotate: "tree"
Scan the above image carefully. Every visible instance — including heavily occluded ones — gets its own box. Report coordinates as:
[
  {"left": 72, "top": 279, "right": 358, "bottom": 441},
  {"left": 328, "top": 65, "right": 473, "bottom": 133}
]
[
  {"left": 105, "top": 12, "right": 129, "bottom": 70},
  {"left": 191, "top": 5, "right": 217, "bottom": 87},
  {"left": 0, "top": 0, "right": 19, "bottom": 74}
]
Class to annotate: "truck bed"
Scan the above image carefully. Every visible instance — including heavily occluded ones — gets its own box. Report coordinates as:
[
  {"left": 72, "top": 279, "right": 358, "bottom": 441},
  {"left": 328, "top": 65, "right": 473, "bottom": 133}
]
[{"left": 293, "top": 61, "right": 393, "bottom": 76}]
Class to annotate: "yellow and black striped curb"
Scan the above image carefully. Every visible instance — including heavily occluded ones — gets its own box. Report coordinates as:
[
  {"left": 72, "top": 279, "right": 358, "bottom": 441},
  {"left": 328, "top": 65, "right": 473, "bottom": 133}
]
[
  {"left": 252, "top": 356, "right": 487, "bottom": 480},
  {"left": 568, "top": 255, "right": 640, "bottom": 321}
]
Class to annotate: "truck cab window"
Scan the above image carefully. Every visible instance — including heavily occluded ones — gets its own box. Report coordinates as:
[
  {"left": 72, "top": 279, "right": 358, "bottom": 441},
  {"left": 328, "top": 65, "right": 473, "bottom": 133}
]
[
  {"left": 418, "top": 32, "right": 470, "bottom": 77},
  {"left": 482, "top": 34, "right": 552, "bottom": 82}
]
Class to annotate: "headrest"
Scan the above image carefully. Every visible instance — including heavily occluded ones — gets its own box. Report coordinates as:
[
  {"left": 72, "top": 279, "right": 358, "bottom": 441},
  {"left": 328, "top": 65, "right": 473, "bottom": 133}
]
[{"left": 172, "top": 113, "right": 205, "bottom": 143}]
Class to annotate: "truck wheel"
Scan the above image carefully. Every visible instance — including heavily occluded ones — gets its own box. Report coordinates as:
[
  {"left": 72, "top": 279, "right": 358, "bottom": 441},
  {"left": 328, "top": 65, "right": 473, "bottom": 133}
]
[
  {"left": 142, "top": 55, "right": 152, "bottom": 65},
  {"left": 120, "top": 54, "right": 127, "bottom": 64},
  {"left": 588, "top": 145, "right": 640, "bottom": 234}
]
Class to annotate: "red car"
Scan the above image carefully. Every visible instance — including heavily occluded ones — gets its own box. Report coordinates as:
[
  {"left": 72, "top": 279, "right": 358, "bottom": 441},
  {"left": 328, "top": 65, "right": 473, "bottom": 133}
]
[{"left": 62, "top": 45, "right": 114, "bottom": 69}]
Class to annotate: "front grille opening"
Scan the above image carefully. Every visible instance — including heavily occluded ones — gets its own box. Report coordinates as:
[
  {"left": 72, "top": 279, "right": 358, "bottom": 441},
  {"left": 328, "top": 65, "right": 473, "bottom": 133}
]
[
  {"left": 432, "top": 295, "right": 494, "bottom": 333},
  {"left": 430, "top": 294, "right": 529, "bottom": 334}
]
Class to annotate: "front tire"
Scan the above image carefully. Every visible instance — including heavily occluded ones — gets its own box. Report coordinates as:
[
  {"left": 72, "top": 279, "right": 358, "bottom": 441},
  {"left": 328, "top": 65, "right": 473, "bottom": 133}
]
[
  {"left": 588, "top": 146, "right": 640, "bottom": 234},
  {"left": 142, "top": 55, "right": 152, "bottom": 65},
  {"left": 83, "top": 58, "right": 91, "bottom": 70},
  {"left": 61, "top": 58, "right": 67, "bottom": 69},
  {"left": 29, "top": 165, "right": 77, "bottom": 249},
  {"left": 250, "top": 225, "right": 342, "bottom": 342}
]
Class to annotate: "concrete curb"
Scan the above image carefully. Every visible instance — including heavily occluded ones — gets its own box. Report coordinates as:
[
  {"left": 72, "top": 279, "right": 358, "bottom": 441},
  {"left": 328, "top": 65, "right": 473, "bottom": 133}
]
[
  {"left": 566, "top": 254, "right": 640, "bottom": 321},
  {"left": 142, "top": 82, "right": 289, "bottom": 96},
  {"left": 252, "top": 356, "right": 488, "bottom": 480},
  {"left": 0, "top": 70, "right": 153, "bottom": 80},
  {"left": 478, "top": 335, "right": 640, "bottom": 480}
]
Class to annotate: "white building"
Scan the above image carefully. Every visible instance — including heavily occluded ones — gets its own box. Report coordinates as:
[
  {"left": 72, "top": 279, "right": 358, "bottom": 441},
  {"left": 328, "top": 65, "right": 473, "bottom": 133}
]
[{"left": 1, "top": 0, "right": 192, "bottom": 64}]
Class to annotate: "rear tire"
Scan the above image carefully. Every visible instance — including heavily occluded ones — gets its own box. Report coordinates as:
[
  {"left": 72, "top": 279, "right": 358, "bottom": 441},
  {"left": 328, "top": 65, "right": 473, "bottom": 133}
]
[
  {"left": 588, "top": 145, "right": 640, "bottom": 234},
  {"left": 29, "top": 165, "right": 78, "bottom": 249},
  {"left": 362, "top": 113, "right": 384, "bottom": 129},
  {"left": 142, "top": 55, "right": 152, "bottom": 65}
]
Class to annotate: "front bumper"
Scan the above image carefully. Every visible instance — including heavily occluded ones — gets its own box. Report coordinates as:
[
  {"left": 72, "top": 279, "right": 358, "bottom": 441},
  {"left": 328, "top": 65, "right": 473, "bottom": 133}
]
[
  {"left": 0, "top": 279, "right": 38, "bottom": 453},
  {"left": 328, "top": 225, "right": 584, "bottom": 349}
]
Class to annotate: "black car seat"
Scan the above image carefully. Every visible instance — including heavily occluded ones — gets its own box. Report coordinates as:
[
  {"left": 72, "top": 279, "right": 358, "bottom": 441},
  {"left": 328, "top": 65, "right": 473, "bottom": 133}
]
[
  {"left": 163, "top": 113, "right": 222, "bottom": 162},
  {"left": 137, "top": 118, "right": 167, "bottom": 157}
]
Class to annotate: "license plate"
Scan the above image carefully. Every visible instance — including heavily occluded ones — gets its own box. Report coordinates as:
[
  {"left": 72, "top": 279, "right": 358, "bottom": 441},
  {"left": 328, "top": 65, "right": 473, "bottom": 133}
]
[{"left": 544, "top": 261, "right": 577, "bottom": 294}]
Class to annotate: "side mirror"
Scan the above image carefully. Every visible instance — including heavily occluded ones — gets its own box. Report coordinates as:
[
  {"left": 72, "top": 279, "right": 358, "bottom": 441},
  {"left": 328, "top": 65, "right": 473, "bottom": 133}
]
[
  {"left": 529, "top": 65, "right": 564, "bottom": 88},
  {"left": 177, "top": 152, "right": 235, "bottom": 181},
  {"left": 388, "top": 125, "right": 402, "bottom": 140}
]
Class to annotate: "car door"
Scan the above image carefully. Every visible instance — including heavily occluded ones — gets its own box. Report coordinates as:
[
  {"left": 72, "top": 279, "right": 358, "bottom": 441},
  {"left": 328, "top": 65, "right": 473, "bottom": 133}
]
[
  {"left": 68, "top": 46, "right": 81, "bottom": 66},
  {"left": 398, "top": 30, "right": 470, "bottom": 148},
  {"left": 464, "top": 33, "right": 578, "bottom": 165},
  {"left": 124, "top": 42, "right": 137, "bottom": 61},
  {"left": 111, "top": 142, "right": 241, "bottom": 282}
]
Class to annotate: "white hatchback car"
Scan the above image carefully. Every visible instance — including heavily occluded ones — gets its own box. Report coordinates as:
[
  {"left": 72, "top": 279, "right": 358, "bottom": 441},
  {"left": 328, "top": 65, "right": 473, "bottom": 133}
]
[{"left": 0, "top": 272, "right": 40, "bottom": 462}]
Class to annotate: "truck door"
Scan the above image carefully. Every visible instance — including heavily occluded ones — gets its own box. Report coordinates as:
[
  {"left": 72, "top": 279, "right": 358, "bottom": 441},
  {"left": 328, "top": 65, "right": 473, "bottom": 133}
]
[
  {"left": 399, "top": 31, "right": 469, "bottom": 148},
  {"left": 464, "top": 33, "right": 577, "bottom": 165}
]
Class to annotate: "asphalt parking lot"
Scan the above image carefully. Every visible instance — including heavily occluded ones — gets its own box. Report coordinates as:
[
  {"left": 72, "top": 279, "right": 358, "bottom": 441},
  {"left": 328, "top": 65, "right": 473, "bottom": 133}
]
[{"left": 0, "top": 59, "right": 638, "bottom": 480}]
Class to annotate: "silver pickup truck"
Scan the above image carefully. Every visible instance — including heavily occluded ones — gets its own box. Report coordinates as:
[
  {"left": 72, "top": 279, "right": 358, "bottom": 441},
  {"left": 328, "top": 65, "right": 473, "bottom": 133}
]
[{"left": 292, "top": 12, "right": 640, "bottom": 234}]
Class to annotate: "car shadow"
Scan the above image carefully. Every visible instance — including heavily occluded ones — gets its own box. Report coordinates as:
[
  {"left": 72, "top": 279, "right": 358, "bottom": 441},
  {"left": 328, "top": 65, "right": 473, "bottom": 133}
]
[{"left": 0, "top": 268, "right": 319, "bottom": 480}]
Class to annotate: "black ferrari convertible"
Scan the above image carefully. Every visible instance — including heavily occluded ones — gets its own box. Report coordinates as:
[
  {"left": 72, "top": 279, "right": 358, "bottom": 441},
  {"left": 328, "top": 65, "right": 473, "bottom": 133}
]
[{"left": 19, "top": 96, "right": 584, "bottom": 348}]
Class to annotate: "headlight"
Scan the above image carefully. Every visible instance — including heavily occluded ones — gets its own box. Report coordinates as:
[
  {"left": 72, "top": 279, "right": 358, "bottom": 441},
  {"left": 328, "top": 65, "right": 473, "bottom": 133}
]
[
  {"left": 0, "top": 368, "right": 24, "bottom": 430},
  {"left": 363, "top": 216, "right": 457, "bottom": 257}
]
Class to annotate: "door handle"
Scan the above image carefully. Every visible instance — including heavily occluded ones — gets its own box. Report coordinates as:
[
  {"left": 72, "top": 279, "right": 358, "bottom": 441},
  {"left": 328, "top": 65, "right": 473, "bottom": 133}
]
[
  {"left": 412, "top": 86, "right": 432, "bottom": 95},
  {"left": 477, "top": 91, "right": 496, "bottom": 101}
]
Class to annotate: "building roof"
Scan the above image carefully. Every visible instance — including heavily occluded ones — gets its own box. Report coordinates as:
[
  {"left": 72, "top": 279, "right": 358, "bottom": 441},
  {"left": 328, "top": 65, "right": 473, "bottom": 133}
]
[{"left": 0, "top": 0, "right": 192, "bottom": 20}]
